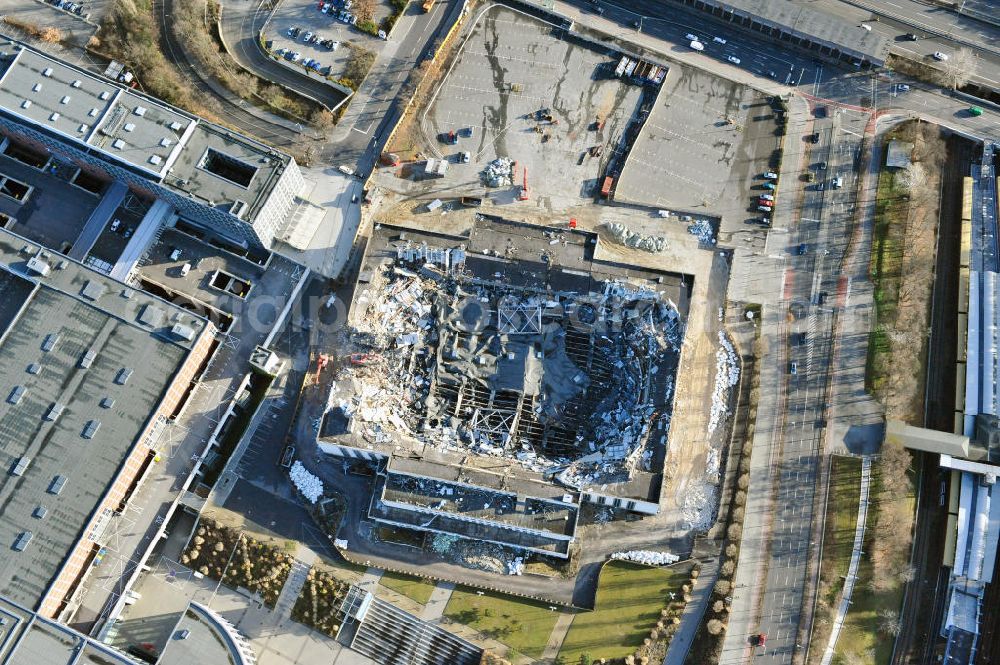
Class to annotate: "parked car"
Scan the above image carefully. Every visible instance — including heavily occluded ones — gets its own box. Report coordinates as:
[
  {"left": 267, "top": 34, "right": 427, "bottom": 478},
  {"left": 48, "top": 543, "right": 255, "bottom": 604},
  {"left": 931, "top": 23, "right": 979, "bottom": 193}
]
[
  {"left": 898, "top": 84, "right": 910, "bottom": 92},
  {"left": 685, "top": 33, "right": 699, "bottom": 41},
  {"left": 809, "top": 131, "right": 820, "bottom": 143},
  {"left": 933, "top": 51, "right": 949, "bottom": 61},
  {"left": 763, "top": 182, "right": 776, "bottom": 190},
  {"left": 338, "top": 165, "right": 355, "bottom": 175},
  {"left": 832, "top": 175, "right": 843, "bottom": 188},
  {"left": 309, "top": 61, "right": 321, "bottom": 70},
  {"left": 797, "top": 243, "right": 807, "bottom": 255},
  {"left": 763, "top": 171, "right": 778, "bottom": 179},
  {"left": 727, "top": 55, "right": 741, "bottom": 64},
  {"left": 903, "top": 33, "right": 918, "bottom": 41},
  {"left": 757, "top": 205, "right": 772, "bottom": 212},
  {"left": 302, "top": 31, "right": 313, "bottom": 42},
  {"left": 287, "top": 26, "right": 301, "bottom": 37},
  {"left": 817, "top": 161, "right": 827, "bottom": 170},
  {"left": 461, "top": 151, "right": 471, "bottom": 163},
  {"left": 713, "top": 36, "right": 727, "bottom": 44},
  {"left": 759, "top": 194, "right": 774, "bottom": 201},
  {"left": 303, "top": 57, "right": 314, "bottom": 67},
  {"left": 289, "top": 51, "right": 301, "bottom": 62}
]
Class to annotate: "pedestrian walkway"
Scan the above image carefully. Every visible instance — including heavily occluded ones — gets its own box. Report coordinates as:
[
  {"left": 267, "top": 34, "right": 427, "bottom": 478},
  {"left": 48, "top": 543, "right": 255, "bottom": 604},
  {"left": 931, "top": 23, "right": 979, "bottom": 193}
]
[
  {"left": 358, "top": 566, "right": 384, "bottom": 589},
  {"left": 820, "top": 456, "right": 872, "bottom": 665},
  {"left": 273, "top": 549, "right": 317, "bottom": 626},
  {"left": 421, "top": 581, "right": 454, "bottom": 622},
  {"left": 540, "top": 612, "right": 575, "bottom": 662},
  {"left": 662, "top": 557, "right": 720, "bottom": 665}
]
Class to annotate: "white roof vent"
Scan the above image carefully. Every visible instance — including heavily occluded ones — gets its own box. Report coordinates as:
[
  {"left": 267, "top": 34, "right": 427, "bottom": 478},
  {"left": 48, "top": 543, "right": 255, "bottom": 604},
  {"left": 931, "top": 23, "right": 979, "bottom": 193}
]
[
  {"left": 20, "top": 100, "right": 30, "bottom": 109},
  {"left": 32, "top": 83, "right": 41, "bottom": 92},
  {"left": 99, "top": 90, "right": 110, "bottom": 100},
  {"left": 49, "top": 112, "right": 60, "bottom": 121},
  {"left": 168, "top": 121, "right": 182, "bottom": 131},
  {"left": 48, "top": 475, "right": 66, "bottom": 495},
  {"left": 42, "top": 67, "right": 52, "bottom": 77},
  {"left": 7, "top": 386, "right": 26, "bottom": 405},
  {"left": 60, "top": 95, "right": 70, "bottom": 104},
  {"left": 71, "top": 79, "right": 81, "bottom": 88},
  {"left": 26, "top": 256, "right": 50, "bottom": 276},
  {"left": 133, "top": 106, "right": 147, "bottom": 116},
  {"left": 149, "top": 155, "right": 162, "bottom": 165},
  {"left": 89, "top": 108, "right": 99, "bottom": 117},
  {"left": 123, "top": 122, "right": 135, "bottom": 132},
  {"left": 171, "top": 323, "right": 196, "bottom": 341},
  {"left": 13, "top": 532, "right": 32, "bottom": 552},
  {"left": 82, "top": 419, "right": 100, "bottom": 439},
  {"left": 115, "top": 368, "right": 133, "bottom": 385},
  {"left": 78, "top": 124, "right": 88, "bottom": 134},
  {"left": 112, "top": 139, "right": 125, "bottom": 150},
  {"left": 159, "top": 137, "right": 172, "bottom": 147}
]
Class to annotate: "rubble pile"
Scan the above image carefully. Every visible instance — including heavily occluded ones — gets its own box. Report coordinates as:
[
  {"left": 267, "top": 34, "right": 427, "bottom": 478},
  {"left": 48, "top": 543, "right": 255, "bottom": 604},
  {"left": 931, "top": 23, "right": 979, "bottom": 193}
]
[
  {"left": 708, "top": 331, "right": 739, "bottom": 435},
  {"left": 687, "top": 218, "right": 715, "bottom": 244},
  {"left": 682, "top": 481, "right": 718, "bottom": 532},
  {"left": 431, "top": 535, "right": 525, "bottom": 575},
  {"left": 603, "top": 222, "right": 667, "bottom": 253},
  {"left": 611, "top": 550, "right": 680, "bottom": 566},
  {"left": 290, "top": 461, "right": 324, "bottom": 504},
  {"left": 483, "top": 157, "right": 515, "bottom": 187},
  {"left": 335, "top": 254, "right": 686, "bottom": 491}
]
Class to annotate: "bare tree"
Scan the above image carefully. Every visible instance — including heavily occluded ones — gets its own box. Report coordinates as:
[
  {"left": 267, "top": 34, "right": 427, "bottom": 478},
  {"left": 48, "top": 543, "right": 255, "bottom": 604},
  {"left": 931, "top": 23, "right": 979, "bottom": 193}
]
[
  {"left": 941, "top": 48, "right": 975, "bottom": 89},
  {"left": 355, "top": 0, "right": 375, "bottom": 23},
  {"left": 878, "top": 608, "right": 901, "bottom": 636}
]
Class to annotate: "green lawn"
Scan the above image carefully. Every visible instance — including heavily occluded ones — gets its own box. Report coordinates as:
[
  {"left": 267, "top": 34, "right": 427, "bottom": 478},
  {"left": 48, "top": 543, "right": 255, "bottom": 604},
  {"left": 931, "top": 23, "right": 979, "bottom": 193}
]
[
  {"left": 444, "top": 587, "right": 563, "bottom": 659},
  {"left": 559, "top": 561, "right": 688, "bottom": 663},
  {"left": 819, "top": 457, "right": 864, "bottom": 608},
  {"left": 833, "top": 466, "right": 916, "bottom": 665},
  {"left": 378, "top": 571, "right": 436, "bottom": 606}
]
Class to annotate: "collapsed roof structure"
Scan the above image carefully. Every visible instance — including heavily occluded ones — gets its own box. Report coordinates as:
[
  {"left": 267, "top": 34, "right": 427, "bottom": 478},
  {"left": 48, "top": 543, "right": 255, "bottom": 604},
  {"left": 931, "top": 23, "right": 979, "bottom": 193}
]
[{"left": 320, "top": 217, "right": 690, "bottom": 570}]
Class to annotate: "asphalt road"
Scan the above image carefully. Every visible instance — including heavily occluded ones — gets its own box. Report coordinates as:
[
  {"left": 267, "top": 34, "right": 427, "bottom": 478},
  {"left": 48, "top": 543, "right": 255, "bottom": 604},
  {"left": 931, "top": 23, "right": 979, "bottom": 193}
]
[
  {"left": 221, "top": 0, "right": 348, "bottom": 110},
  {"left": 156, "top": 0, "right": 304, "bottom": 146}
]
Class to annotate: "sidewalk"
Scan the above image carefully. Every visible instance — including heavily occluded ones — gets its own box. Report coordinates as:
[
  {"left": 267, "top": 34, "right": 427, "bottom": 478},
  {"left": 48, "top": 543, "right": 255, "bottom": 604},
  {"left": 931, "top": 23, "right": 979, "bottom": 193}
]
[{"left": 662, "top": 556, "right": 720, "bottom": 665}]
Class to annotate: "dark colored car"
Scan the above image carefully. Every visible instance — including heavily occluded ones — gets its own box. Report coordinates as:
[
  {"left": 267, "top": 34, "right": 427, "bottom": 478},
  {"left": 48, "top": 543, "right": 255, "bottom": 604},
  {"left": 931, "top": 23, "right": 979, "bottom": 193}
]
[
  {"left": 903, "top": 33, "right": 918, "bottom": 41},
  {"left": 810, "top": 132, "right": 820, "bottom": 143}
]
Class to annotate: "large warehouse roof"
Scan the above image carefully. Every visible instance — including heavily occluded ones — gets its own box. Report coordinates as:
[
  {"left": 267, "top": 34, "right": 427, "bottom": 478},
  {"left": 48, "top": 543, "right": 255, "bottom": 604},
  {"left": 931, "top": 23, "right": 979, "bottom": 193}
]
[{"left": 0, "top": 228, "right": 209, "bottom": 609}]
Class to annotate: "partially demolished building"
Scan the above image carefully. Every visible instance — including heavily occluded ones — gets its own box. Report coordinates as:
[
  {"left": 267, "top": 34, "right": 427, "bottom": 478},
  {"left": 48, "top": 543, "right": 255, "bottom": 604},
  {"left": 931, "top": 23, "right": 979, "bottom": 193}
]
[{"left": 320, "top": 217, "right": 689, "bottom": 566}]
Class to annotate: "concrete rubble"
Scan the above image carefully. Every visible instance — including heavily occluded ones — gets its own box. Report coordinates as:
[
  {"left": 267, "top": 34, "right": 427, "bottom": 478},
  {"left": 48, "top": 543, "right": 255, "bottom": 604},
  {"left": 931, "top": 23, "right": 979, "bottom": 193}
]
[
  {"left": 332, "top": 246, "right": 685, "bottom": 492},
  {"left": 687, "top": 218, "right": 715, "bottom": 244},
  {"left": 483, "top": 157, "right": 515, "bottom": 187},
  {"left": 708, "top": 330, "right": 739, "bottom": 435},
  {"left": 611, "top": 550, "right": 680, "bottom": 565},
  {"left": 290, "top": 461, "right": 324, "bottom": 504},
  {"left": 603, "top": 222, "right": 667, "bottom": 253}
]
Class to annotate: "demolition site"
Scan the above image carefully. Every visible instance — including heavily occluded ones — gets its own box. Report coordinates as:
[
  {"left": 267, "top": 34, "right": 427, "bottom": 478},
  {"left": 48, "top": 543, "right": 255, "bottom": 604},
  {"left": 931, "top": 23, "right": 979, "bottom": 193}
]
[{"left": 317, "top": 217, "right": 690, "bottom": 580}]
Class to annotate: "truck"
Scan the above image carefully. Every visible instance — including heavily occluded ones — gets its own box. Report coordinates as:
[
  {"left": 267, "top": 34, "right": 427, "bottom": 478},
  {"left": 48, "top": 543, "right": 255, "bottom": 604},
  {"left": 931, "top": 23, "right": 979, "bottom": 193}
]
[{"left": 614, "top": 56, "right": 629, "bottom": 77}]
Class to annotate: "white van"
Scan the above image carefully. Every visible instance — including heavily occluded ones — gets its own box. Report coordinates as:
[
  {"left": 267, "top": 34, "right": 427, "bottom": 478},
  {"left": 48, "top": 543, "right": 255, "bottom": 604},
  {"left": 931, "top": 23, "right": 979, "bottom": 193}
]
[
  {"left": 690, "top": 40, "right": 704, "bottom": 51},
  {"left": 832, "top": 175, "right": 843, "bottom": 189}
]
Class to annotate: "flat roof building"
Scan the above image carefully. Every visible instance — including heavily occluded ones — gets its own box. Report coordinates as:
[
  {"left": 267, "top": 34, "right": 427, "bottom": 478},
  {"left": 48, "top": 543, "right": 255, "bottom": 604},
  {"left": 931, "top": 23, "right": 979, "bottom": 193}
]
[
  {"left": 0, "top": 227, "right": 216, "bottom": 619},
  {"left": 0, "top": 38, "right": 303, "bottom": 252}
]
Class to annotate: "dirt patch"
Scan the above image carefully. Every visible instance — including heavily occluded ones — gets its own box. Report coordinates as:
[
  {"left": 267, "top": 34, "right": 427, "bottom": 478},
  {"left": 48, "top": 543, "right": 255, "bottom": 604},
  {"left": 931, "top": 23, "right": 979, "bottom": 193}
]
[{"left": 868, "top": 121, "right": 946, "bottom": 424}]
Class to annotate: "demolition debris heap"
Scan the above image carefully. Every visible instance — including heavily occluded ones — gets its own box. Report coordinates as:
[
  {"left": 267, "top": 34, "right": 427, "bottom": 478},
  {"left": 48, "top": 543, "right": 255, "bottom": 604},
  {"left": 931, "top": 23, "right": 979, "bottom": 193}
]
[{"left": 321, "top": 217, "right": 688, "bottom": 562}]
